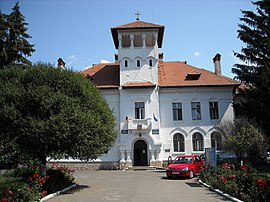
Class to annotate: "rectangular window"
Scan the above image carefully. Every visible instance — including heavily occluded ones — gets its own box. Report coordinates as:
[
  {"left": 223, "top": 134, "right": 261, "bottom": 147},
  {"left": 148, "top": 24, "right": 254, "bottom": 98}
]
[
  {"left": 137, "top": 60, "right": 140, "bottom": 67},
  {"left": 209, "top": 101, "right": 219, "bottom": 119},
  {"left": 149, "top": 59, "right": 153, "bottom": 67},
  {"left": 135, "top": 102, "right": 145, "bottom": 119},
  {"left": 191, "top": 102, "right": 201, "bottom": 120},
  {"left": 124, "top": 60, "right": 128, "bottom": 68},
  {"left": 172, "top": 102, "right": 182, "bottom": 121}
]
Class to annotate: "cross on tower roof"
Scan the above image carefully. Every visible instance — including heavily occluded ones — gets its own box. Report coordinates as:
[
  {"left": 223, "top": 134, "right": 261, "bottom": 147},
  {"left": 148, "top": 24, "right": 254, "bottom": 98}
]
[{"left": 135, "top": 11, "right": 141, "bottom": 21}]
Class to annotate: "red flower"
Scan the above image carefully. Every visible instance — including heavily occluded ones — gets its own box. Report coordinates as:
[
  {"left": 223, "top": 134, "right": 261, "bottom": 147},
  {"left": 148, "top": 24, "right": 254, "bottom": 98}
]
[
  {"left": 33, "top": 173, "right": 40, "bottom": 178},
  {"left": 8, "top": 190, "right": 13, "bottom": 195},
  {"left": 27, "top": 187, "right": 31, "bottom": 191},
  {"left": 2, "top": 198, "right": 8, "bottom": 202},
  {"left": 240, "top": 166, "right": 246, "bottom": 171},
  {"left": 41, "top": 190, "right": 47, "bottom": 196},
  {"left": 256, "top": 178, "right": 267, "bottom": 193}
]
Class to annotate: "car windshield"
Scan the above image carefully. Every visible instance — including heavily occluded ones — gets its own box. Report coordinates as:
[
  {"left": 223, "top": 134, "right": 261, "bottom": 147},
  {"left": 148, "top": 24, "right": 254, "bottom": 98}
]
[{"left": 173, "top": 157, "right": 192, "bottom": 164}]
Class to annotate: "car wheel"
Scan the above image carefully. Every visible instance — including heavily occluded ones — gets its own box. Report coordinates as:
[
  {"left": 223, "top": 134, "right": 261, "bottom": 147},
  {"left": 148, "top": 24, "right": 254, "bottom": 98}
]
[
  {"left": 189, "top": 170, "right": 194, "bottom": 179},
  {"left": 167, "top": 174, "right": 172, "bottom": 179}
]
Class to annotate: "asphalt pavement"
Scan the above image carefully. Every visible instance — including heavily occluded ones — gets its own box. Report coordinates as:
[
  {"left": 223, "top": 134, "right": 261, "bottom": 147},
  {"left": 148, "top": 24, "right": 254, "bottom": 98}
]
[{"left": 47, "top": 169, "right": 228, "bottom": 202}]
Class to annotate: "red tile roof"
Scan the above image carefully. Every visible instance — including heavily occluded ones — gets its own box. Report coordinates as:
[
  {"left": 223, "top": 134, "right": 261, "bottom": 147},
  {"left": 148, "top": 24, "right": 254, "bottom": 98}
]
[
  {"left": 111, "top": 20, "right": 165, "bottom": 49},
  {"left": 122, "top": 81, "right": 155, "bottom": 88},
  {"left": 158, "top": 61, "right": 239, "bottom": 87},
  {"left": 81, "top": 61, "right": 239, "bottom": 89},
  {"left": 81, "top": 63, "right": 119, "bottom": 89}
]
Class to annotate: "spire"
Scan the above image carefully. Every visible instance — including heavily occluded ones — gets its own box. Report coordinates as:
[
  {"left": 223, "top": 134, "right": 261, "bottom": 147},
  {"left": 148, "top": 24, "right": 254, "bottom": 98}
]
[{"left": 135, "top": 11, "right": 141, "bottom": 21}]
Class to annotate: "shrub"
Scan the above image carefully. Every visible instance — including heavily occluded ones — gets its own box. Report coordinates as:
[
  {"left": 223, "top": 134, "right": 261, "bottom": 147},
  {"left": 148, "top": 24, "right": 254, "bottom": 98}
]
[
  {"left": 200, "top": 163, "right": 270, "bottom": 202},
  {"left": 0, "top": 163, "right": 75, "bottom": 201}
]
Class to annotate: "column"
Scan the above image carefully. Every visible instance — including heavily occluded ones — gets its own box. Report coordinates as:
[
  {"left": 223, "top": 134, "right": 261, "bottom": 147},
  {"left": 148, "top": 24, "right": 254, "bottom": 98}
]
[
  {"left": 126, "top": 150, "right": 132, "bottom": 168},
  {"left": 118, "top": 34, "right": 122, "bottom": 49},
  {"left": 120, "top": 150, "right": 125, "bottom": 163},
  {"left": 150, "top": 150, "right": 156, "bottom": 166},
  {"left": 126, "top": 150, "right": 132, "bottom": 163},
  {"left": 155, "top": 149, "right": 162, "bottom": 167},
  {"left": 142, "top": 33, "right": 146, "bottom": 48},
  {"left": 130, "top": 34, "right": 134, "bottom": 48}
]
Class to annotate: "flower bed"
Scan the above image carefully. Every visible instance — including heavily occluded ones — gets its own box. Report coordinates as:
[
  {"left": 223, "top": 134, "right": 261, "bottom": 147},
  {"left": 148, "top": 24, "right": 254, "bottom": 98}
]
[
  {"left": 0, "top": 163, "right": 75, "bottom": 202},
  {"left": 200, "top": 163, "right": 270, "bottom": 202}
]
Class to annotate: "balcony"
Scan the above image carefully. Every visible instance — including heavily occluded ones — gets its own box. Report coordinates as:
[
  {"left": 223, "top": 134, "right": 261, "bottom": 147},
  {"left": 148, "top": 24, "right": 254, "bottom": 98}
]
[{"left": 128, "top": 118, "right": 152, "bottom": 131}]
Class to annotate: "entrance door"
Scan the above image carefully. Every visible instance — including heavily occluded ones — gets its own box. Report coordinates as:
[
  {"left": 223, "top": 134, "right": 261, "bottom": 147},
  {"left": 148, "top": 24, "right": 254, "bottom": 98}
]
[{"left": 134, "top": 140, "right": 148, "bottom": 166}]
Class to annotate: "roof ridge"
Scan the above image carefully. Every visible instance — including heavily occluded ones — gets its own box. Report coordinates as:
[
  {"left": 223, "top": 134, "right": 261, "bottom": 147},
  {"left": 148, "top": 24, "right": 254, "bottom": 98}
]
[{"left": 112, "top": 20, "right": 164, "bottom": 28}]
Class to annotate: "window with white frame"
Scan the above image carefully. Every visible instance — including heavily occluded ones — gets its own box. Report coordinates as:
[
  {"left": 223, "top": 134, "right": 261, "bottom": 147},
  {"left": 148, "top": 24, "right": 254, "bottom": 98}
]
[
  {"left": 209, "top": 101, "right": 219, "bottom": 119},
  {"left": 172, "top": 102, "right": 183, "bottom": 121},
  {"left": 192, "top": 132, "right": 204, "bottom": 151},
  {"left": 135, "top": 102, "right": 145, "bottom": 119},
  {"left": 173, "top": 133, "right": 185, "bottom": 152},
  {"left": 149, "top": 59, "right": 153, "bottom": 67},
  {"left": 191, "top": 102, "right": 201, "bottom": 120},
  {"left": 136, "top": 59, "right": 141, "bottom": 68},
  {"left": 124, "top": 60, "right": 128, "bottom": 68},
  {"left": 211, "top": 132, "right": 223, "bottom": 150}
]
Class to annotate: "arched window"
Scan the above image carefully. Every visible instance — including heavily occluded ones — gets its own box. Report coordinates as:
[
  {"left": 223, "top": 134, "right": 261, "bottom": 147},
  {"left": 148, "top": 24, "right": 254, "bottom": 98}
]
[
  {"left": 122, "top": 34, "right": 131, "bottom": 47},
  {"left": 134, "top": 34, "right": 143, "bottom": 47},
  {"left": 173, "top": 133, "right": 185, "bottom": 152},
  {"left": 146, "top": 33, "right": 155, "bottom": 47},
  {"left": 192, "top": 132, "right": 203, "bottom": 151},
  {"left": 211, "top": 132, "right": 223, "bottom": 150}
]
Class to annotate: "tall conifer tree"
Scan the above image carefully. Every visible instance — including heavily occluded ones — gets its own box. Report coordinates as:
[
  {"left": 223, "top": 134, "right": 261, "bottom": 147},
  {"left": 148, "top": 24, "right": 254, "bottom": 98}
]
[
  {"left": 232, "top": 0, "right": 270, "bottom": 136},
  {"left": 0, "top": 2, "right": 35, "bottom": 68}
]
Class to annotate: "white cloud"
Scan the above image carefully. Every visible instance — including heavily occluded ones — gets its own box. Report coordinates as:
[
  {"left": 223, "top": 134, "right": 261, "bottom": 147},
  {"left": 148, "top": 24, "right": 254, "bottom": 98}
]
[
  {"left": 194, "top": 51, "right": 201, "bottom": 57},
  {"left": 66, "top": 54, "right": 81, "bottom": 67},
  {"left": 100, "top": 59, "right": 111, "bottom": 64}
]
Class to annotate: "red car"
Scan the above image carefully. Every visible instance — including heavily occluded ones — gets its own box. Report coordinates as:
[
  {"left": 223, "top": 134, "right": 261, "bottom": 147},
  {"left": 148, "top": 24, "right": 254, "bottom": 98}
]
[{"left": 166, "top": 155, "right": 204, "bottom": 179}]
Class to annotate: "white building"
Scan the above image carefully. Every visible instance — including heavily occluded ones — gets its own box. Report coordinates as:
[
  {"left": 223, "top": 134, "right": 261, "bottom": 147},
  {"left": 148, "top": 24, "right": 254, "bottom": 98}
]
[{"left": 82, "top": 20, "right": 239, "bottom": 168}]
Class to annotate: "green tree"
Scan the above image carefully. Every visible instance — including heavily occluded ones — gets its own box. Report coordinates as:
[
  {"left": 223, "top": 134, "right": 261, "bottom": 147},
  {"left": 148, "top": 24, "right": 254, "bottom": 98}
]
[
  {"left": 0, "top": 11, "right": 8, "bottom": 66},
  {"left": 221, "top": 119, "right": 268, "bottom": 166},
  {"left": 0, "top": 2, "right": 35, "bottom": 68},
  {"left": 0, "top": 63, "right": 117, "bottom": 167},
  {"left": 232, "top": 0, "right": 270, "bottom": 137}
]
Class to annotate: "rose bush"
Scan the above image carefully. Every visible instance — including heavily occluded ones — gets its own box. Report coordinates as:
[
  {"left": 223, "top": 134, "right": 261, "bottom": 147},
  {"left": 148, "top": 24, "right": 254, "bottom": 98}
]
[
  {"left": 0, "top": 163, "right": 75, "bottom": 202},
  {"left": 200, "top": 163, "right": 270, "bottom": 202}
]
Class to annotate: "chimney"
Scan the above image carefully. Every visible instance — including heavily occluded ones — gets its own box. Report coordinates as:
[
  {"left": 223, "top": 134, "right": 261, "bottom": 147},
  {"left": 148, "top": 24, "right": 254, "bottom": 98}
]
[
  {"left": 213, "top": 53, "right": 221, "bottom": 76},
  {"left": 158, "top": 53, "right": 163, "bottom": 62},
  {"left": 57, "top": 58, "right": 65, "bottom": 69},
  {"left": 114, "top": 54, "right": 119, "bottom": 62}
]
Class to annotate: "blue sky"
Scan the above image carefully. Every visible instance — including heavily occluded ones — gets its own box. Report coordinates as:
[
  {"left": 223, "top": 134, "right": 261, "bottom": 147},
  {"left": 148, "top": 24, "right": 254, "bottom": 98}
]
[{"left": 1, "top": 0, "right": 255, "bottom": 78}]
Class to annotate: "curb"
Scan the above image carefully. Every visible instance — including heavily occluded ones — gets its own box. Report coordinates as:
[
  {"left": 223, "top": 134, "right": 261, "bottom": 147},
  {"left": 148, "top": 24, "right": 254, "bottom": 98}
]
[
  {"left": 40, "top": 184, "right": 77, "bottom": 202},
  {"left": 198, "top": 180, "right": 243, "bottom": 202}
]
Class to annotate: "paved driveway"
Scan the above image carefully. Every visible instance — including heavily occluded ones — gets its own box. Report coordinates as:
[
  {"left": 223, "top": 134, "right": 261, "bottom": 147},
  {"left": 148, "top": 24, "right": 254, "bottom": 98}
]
[{"left": 48, "top": 170, "right": 227, "bottom": 202}]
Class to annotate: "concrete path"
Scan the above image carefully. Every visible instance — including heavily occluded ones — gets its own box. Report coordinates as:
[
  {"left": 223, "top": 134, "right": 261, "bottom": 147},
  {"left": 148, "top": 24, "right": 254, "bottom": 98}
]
[{"left": 48, "top": 170, "right": 228, "bottom": 202}]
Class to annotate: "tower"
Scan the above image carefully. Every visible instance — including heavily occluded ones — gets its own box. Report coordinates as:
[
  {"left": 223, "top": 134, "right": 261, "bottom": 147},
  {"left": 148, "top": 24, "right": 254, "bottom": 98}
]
[{"left": 111, "top": 19, "right": 165, "bottom": 86}]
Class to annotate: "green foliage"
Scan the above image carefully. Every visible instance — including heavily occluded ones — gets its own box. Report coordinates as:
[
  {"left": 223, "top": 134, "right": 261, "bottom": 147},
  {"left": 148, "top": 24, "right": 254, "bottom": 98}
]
[
  {"left": 0, "top": 2, "right": 35, "bottom": 68},
  {"left": 232, "top": 0, "right": 270, "bottom": 136},
  {"left": 0, "top": 63, "right": 117, "bottom": 166},
  {"left": 0, "top": 163, "right": 75, "bottom": 201},
  {"left": 200, "top": 163, "right": 270, "bottom": 202},
  {"left": 220, "top": 120, "right": 268, "bottom": 166}
]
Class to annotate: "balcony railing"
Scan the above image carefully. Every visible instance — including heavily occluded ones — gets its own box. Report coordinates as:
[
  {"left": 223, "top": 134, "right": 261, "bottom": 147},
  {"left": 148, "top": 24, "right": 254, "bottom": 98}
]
[{"left": 128, "top": 118, "right": 152, "bottom": 131}]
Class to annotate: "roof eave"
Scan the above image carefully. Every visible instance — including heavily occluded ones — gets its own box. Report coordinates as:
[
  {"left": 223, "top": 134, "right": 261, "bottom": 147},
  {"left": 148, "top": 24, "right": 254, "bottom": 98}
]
[{"left": 111, "top": 26, "right": 165, "bottom": 49}]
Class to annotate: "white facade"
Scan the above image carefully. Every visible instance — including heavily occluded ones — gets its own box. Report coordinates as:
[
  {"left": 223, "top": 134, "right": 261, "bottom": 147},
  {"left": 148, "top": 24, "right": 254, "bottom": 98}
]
[{"left": 84, "top": 20, "right": 238, "bottom": 167}]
